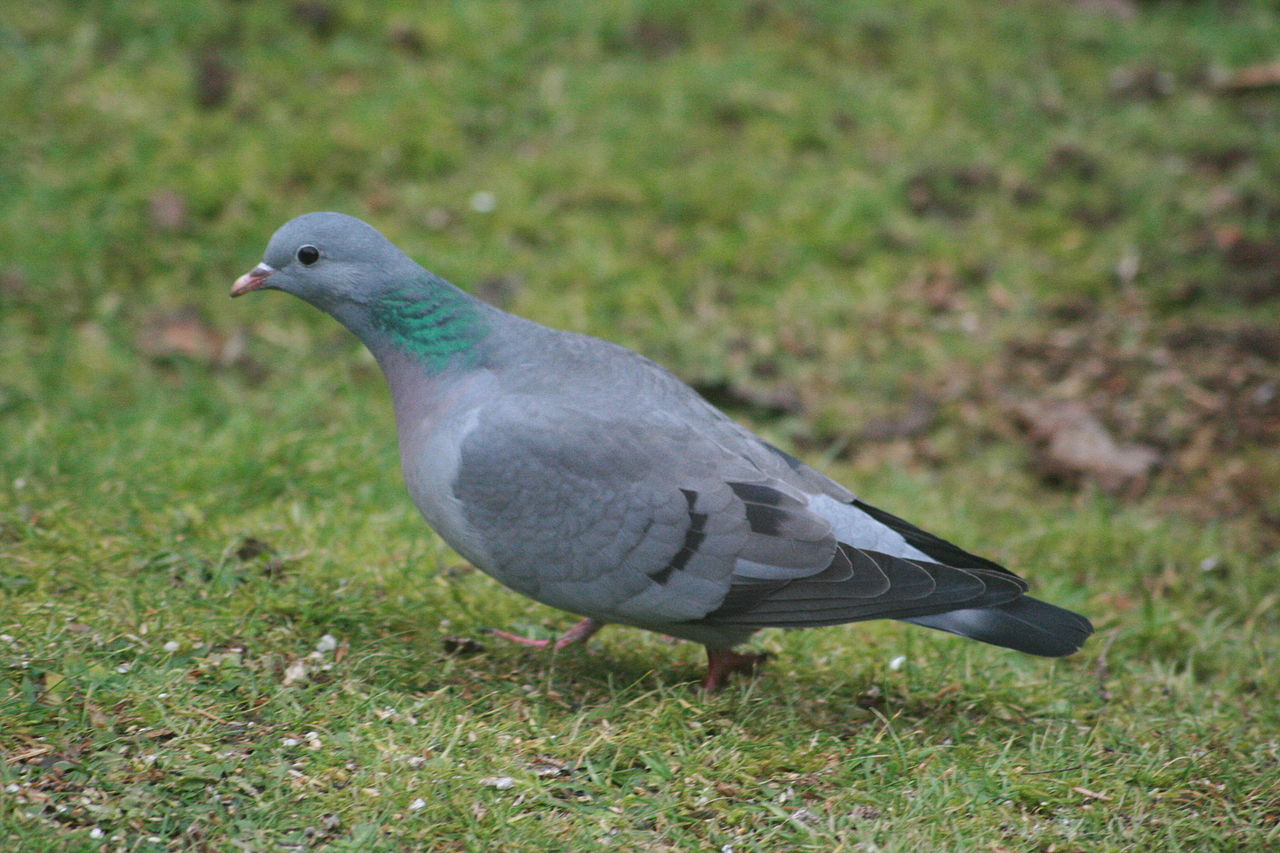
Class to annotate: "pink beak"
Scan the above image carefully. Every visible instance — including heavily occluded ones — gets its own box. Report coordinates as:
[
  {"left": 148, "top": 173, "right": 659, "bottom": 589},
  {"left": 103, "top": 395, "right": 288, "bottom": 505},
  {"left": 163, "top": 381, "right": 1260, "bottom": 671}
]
[{"left": 231, "top": 263, "right": 276, "bottom": 297}]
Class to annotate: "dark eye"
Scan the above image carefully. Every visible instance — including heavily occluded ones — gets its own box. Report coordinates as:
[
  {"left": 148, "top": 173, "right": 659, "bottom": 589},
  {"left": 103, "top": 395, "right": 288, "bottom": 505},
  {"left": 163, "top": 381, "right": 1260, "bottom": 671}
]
[{"left": 296, "top": 245, "right": 320, "bottom": 265}]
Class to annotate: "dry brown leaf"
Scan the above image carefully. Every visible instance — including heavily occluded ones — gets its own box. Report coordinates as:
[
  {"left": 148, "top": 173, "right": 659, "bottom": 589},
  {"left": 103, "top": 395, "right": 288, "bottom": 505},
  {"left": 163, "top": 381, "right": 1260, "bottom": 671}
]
[
  {"left": 84, "top": 700, "right": 111, "bottom": 729},
  {"left": 1216, "top": 58, "right": 1280, "bottom": 92},
  {"left": 1010, "top": 399, "right": 1160, "bottom": 494},
  {"left": 137, "top": 308, "right": 248, "bottom": 368},
  {"left": 148, "top": 190, "right": 189, "bottom": 232},
  {"left": 1073, "top": 785, "right": 1115, "bottom": 801}
]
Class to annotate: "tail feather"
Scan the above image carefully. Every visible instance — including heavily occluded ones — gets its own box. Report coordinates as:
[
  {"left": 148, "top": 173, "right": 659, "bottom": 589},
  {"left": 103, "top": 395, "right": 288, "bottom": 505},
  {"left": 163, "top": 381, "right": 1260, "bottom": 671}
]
[
  {"left": 705, "top": 547, "right": 1027, "bottom": 628},
  {"left": 902, "top": 596, "right": 1093, "bottom": 657}
]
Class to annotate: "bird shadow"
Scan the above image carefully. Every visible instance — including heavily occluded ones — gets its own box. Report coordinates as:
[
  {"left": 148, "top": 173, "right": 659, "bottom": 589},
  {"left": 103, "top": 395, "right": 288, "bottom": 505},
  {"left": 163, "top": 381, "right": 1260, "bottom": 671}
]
[
  {"left": 345, "top": 613, "right": 1089, "bottom": 742},
  {"left": 435, "top": 634, "right": 1065, "bottom": 738}
]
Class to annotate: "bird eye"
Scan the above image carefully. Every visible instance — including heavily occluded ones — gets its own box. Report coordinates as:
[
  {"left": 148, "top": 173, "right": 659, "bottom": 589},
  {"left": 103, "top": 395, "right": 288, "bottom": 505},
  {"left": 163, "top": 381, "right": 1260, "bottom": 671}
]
[{"left": 296, "top": 245, "right": 320, "bottom": 265}]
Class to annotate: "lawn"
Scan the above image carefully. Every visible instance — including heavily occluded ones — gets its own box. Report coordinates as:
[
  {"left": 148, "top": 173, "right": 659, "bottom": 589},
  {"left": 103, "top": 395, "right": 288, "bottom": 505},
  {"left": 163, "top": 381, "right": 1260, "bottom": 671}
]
[{"left": 2, "top": 1, "right": 1278, "bottom": 849}]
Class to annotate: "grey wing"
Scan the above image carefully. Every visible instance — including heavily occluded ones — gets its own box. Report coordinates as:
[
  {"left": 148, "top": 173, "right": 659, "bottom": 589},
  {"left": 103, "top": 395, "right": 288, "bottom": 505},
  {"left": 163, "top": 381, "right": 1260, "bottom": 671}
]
[
  {"left": 449, "top": 399, "right": 841, "bottom": 629},
  {"left": 450, "top": 397, "right": 1026, "bottom": 639}
]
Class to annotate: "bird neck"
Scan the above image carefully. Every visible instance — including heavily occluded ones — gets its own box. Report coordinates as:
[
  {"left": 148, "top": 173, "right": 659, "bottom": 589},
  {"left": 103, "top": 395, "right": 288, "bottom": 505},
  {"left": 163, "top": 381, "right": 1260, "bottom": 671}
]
[{"left": 363, "top": 278, "right": 491, "bottom": 374}]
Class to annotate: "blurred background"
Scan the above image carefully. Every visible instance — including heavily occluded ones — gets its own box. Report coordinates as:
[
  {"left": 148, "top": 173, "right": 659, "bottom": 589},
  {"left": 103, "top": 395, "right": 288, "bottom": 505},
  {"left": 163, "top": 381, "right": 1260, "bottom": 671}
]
[
  {"left": 4, "top": 0, "right": 1278, "bottom": 519},
  {"left": 2, "top": 1, "right": 1279, "bottom": 848}
]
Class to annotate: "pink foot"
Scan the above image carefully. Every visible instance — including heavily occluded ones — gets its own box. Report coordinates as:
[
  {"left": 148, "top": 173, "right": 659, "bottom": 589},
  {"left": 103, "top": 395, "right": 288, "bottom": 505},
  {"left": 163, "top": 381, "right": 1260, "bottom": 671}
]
[
  {"left": 488, "top": 617, "right": 604, "bottom": 651},
  {"left": 702, "top": 647, "right": 769, "bottom": 692}
]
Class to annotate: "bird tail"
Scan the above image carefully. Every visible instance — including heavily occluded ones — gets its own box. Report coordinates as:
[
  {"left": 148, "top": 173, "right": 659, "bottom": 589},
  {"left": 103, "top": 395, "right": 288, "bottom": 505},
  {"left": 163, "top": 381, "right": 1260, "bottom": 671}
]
[{"left": 901, "top": 596, "right": 1093, "bottom": 657}]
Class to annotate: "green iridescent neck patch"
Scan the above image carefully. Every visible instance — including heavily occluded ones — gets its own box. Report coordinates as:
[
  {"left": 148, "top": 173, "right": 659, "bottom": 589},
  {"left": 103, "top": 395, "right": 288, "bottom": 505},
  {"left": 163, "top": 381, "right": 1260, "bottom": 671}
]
[{"left": 370, "top": 285, "right": 487, "bottom": 372}]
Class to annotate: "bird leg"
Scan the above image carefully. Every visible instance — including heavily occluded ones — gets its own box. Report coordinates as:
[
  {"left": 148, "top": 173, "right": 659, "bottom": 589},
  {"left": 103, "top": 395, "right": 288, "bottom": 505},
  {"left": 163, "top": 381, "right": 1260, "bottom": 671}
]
[
  {"left": 702, "top": 647, "right": 769, "bottom": 692},
  {"left": 488, "top": 617, "right": 604, "bottom": 651}
]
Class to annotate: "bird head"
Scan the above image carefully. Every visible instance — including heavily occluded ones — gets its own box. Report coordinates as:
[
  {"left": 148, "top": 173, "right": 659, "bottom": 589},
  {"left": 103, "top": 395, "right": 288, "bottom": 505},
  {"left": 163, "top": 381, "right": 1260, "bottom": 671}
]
[{"left": 231, "top": 212, "right": 417, "bottom": 314}]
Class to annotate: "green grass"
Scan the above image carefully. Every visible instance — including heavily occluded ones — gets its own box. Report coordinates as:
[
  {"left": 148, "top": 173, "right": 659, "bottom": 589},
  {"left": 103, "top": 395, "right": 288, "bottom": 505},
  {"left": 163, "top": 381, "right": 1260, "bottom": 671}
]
[{"left": 3, "top": 0, "right": 1279, "bottom": 849}]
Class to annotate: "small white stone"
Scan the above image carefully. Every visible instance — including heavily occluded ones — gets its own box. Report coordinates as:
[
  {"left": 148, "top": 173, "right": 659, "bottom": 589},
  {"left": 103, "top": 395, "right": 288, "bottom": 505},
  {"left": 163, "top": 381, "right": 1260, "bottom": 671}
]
[
  {"left": 283, "top": 659, "right": 309, "bottom": 686},
  {"left": 89, "top": 827, "right": 104, "bottom": 839},
  {"left": 407, "top": 756, "right": 426, "bottom": 768},
  {"left": 5, "top": 783, "right": 19, "bottom": 793},
  {"left": 889, "top": 655, "right": 907, "bottom": 671},
  {"left": 281, "top": 737, "right": 300, "bottom": 747},
  {"left": 115, "top": 663, "right": 131, "bottom": 674},
  {"left": 481, "top": 776, "right": 515, "bottom": 790},
  {"left": 469, "top": 191, "right": 497, "bottom": 213},
  {"left": 315, "top": 634, "right": 338, "bottom": 653},
  {"left": 163, "top": 641, "right": 180, "bottom": 653},
  {"left": 408, "top": 797, "right": 427, "bottom": 812}
]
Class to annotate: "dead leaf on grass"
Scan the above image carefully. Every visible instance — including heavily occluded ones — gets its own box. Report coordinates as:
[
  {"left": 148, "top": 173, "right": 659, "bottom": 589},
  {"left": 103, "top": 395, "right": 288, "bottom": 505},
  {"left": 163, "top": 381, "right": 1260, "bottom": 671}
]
[
  {"left": 1073, "top": 785, "right": 1115, "bottom": 801},
  {"left": 1009, "top": 399, "right": 1160, "bottom": 495},
  {"left": 1215, "top": 57, "right": 1280, "bottom": 93},
  {"left": 528, "top": 756, "right": 573, "bottom": 778},
  {"left": 148, "top": 189, "right": 189, "bottom": 232},
  {"left": 83, "top": 699, "right": 111, "bottom": 729},
  {"left": 137, "top": 308, "right": 256, "bottom": 373}
]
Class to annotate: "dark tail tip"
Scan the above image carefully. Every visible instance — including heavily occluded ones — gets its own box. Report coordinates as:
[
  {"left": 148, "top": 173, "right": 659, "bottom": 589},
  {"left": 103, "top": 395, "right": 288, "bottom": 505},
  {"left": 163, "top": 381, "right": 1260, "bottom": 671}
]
[{"left": 902, "top": 596, "right": 1094, "bottom": 657}]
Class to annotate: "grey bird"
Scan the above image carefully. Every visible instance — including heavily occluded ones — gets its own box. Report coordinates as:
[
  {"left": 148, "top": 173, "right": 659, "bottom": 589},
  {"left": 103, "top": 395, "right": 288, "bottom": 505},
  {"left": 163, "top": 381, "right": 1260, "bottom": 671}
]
[{"left": 232, "top": 212, "right": 1093, "bottom": 690}]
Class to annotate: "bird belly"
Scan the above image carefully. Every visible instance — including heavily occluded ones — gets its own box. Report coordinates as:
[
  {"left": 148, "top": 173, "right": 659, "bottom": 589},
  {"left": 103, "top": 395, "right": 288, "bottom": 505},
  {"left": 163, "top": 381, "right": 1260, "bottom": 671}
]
[{"left": 397, "top": 406, "right": 496, "bottom": 570}]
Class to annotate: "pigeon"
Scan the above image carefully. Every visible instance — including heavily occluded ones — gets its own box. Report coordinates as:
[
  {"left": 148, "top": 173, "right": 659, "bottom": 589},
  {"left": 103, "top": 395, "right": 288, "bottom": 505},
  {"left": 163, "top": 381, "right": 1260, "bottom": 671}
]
[{"left": 232, "top": 212, "right": 1093, "bottom": 690}]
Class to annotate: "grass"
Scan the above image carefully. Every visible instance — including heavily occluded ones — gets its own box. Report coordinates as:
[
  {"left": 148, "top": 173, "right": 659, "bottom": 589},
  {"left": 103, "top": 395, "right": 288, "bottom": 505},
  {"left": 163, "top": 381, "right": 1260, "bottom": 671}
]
[{"left": 2, "top": 0, "right": 1279, "bottom": 849}]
